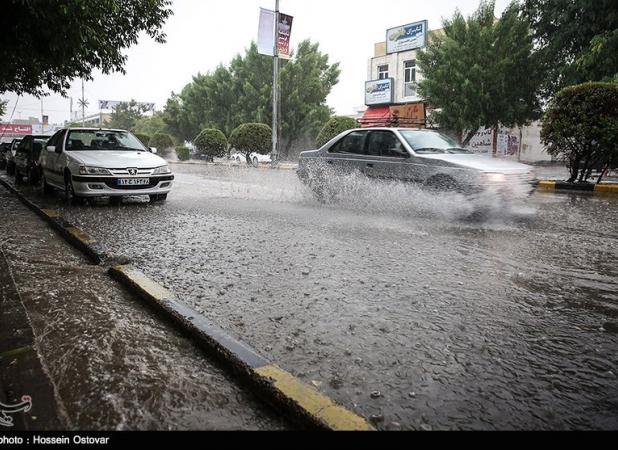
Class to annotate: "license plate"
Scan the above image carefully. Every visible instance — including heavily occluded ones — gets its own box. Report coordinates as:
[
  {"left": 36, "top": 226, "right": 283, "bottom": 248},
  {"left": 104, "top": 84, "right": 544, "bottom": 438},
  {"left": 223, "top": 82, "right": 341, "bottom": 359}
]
[{"left": 117, "top": 178, "right": 150, "bottom": 186}]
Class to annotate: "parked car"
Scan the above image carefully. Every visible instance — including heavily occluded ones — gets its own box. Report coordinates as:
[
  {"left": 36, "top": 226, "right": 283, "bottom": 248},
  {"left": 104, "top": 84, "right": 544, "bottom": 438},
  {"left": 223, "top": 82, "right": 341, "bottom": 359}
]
[
  {"left": 250, "top": 152, "right": 271, "bottom": 167},
  {"left": 14, "top": 135, "right": 51, "bottom": 184},
  {"left": 0, "top": 142, "right": 11, "bottom": 170},
  {"left": 230, "top": 152, "right": 244, "bottom": 164},
  {"left": 297, "top": 128, "right": 535, "bottom": 200},
  {"left": 38, "top": 128, "right": 174, "bottom": 203},
  {"left": 4, "top": 138, "right": 22, "bottom": 175}
]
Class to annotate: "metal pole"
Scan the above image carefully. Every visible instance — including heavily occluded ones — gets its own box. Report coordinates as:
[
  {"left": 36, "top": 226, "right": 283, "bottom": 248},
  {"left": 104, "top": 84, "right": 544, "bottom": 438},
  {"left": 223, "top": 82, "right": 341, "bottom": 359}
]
[
  {"left": 271, "top": 0, "right": 279, "bottom": 165},
  {"left": 81, "top": 79, "right": 85, "bottom": 127}
]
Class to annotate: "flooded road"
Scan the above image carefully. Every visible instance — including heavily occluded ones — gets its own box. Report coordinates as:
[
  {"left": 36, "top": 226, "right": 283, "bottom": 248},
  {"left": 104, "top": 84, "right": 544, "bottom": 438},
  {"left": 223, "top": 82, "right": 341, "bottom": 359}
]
[{"left": 6, "top": 163, "right": 618, "bottom": 430}]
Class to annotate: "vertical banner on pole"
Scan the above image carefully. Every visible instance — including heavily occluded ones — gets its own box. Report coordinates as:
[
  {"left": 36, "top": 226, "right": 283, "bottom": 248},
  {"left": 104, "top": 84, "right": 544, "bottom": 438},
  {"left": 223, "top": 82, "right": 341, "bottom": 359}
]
[
  {"left": 257, "top": 8, "right": 275, "bottom": 56},
  {"left": 277, "top": 13, "right": 293, "bottom": 59}
]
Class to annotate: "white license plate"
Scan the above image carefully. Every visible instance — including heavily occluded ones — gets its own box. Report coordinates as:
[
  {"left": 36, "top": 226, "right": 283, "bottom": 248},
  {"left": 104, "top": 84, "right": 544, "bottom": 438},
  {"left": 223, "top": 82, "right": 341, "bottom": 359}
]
[{"left": 117, "top": 178, "right": 150, "bottom": 186}]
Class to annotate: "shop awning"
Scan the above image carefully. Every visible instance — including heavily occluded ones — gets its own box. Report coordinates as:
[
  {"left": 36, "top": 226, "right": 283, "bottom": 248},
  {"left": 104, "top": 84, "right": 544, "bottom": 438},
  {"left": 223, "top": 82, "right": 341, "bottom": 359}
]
[{"left": 359, "top": 106, "right": 391, "bottom": 128}]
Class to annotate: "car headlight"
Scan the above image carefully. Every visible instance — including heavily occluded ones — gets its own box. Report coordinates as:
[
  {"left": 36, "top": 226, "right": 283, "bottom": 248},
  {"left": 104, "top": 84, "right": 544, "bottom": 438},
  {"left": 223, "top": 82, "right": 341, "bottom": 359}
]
[
  {"left": 79, "top": 166, "right": 111, "bottom": 175},
  {"left": 152, "top": 165, "right": 171, "bottom": 175},
  {"left": 483, "top": 173, "right": 506, "bottom": 183}
]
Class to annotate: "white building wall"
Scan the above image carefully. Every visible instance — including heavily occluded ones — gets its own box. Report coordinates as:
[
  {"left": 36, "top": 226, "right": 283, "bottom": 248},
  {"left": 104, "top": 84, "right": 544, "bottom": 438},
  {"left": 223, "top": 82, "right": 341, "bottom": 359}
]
[{"left": 368, "top": 49, "right": 424, "bottom": 103}]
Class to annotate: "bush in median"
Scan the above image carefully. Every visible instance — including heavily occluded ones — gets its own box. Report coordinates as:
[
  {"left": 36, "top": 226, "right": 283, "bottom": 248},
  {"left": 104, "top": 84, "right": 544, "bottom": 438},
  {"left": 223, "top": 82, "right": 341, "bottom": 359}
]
[
  {"left": 193, "top": 128, "right": 227, "bottom": 161},
  {"left": 148, "top": 133, "right": 175, "bottom": 156},
  {"left": 229, "top": 123, "right": 271, "bottom": 157},
  {"left": 315, "top": 116, "right": 358, "bottom": 148},
  {"left": 176, "top": 146, "right": 190, "bottom": 161},
  {"left": 541, "top": 82, "right": 618, "bottom": 183}
]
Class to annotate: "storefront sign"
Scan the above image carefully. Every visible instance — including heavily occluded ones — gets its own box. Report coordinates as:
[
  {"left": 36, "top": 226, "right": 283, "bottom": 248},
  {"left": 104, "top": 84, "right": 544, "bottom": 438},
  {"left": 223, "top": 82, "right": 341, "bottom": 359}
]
[
  {"left": 386, "top": 20, "right": 428, "bottom": 54},
  {"left": 365, "top": 79, "right": 394, "bottom": 106},
  {"left": 0, "top": 124, "right": 32, "bottom": 135}
]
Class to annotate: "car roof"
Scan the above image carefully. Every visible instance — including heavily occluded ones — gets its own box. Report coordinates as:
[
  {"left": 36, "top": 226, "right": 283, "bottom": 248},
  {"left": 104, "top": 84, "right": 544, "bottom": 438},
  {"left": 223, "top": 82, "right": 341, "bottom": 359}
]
[{"left": 66, "top": 127, "right": 128, "bottom": 132}]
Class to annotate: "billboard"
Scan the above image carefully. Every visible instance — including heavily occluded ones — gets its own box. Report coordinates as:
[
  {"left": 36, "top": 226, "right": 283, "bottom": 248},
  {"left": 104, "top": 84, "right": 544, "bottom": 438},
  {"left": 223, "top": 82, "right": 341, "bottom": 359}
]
[
  {"left": 386, "top": 20, "right": 428, "bottom": 54},
  {"left": 98, "top": 100, "right": 155, "bottom": 111},
  {"left": 277, "top": 13, "right": 293, "bottom": 59},
  {"left": 365, "top": 79, "right": 394, "bottom": 106},
  {"left": 257, "top": 8, "right": 293, "bottom": 58}
]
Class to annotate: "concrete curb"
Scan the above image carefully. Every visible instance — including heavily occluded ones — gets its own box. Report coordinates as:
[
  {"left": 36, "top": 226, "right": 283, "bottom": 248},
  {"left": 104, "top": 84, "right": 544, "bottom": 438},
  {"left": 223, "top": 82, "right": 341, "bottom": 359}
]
[
  {"left": 0, "top": 177, "right": 114, "bottom": 265},
  {"left": 108, "top": 264, "right": 374, "bottom": 431},
  {"left": 536, "top": 180, "right": 618, "bottom": 194}
]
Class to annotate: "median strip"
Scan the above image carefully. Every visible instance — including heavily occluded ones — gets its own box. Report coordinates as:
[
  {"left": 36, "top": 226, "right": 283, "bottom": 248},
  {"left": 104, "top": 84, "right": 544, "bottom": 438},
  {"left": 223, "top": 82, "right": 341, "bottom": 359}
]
[
  {"left": 109, "top": 264, "right": 374, "bottom": 431},
  {"left": 536, "top": 179, "right": 618, "bottom": 194}
]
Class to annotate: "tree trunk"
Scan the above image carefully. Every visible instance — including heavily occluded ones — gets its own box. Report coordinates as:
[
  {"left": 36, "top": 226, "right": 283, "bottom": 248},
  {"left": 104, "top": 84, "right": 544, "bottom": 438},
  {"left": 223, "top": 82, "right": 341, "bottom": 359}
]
[
  {"left": 492, "top": 126, "right": 499, "bottom": 156},
  {"left": 597, "top": 163, "right": 609, "bottom": 184},
  {"left": 568, "top": 157, "right": 580, "bottom": 183},
  {"left": 461, "top": 128, "right": 479, "bottom": 147}
]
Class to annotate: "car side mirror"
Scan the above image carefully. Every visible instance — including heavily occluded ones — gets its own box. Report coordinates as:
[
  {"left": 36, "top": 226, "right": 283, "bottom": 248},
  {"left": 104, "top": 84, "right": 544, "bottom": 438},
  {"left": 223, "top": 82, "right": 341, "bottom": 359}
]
[
  {"left": 47, "top": 145, "right": 56, "bottom": 153},
  {"left": 150, "top": 147, "right": 157, "bottom": 154}
]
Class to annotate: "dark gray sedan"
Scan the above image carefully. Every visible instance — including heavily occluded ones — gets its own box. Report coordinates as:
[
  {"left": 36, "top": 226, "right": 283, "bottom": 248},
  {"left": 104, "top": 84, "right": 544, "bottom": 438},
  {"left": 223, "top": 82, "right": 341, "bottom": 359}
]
[{"left": 297, "top": 128, "right": 535, "bottom": 200}]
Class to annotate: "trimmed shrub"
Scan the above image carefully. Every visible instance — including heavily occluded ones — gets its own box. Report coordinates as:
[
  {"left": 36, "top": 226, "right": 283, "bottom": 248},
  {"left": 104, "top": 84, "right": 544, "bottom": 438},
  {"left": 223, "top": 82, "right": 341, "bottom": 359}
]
[
  {"left": 193, "top": 128, "right": 227, "bottom": 161},
  {"left": 315, "top": 116, "right": 358, "bottom": 148},
  {"left": 176, "top": 146, "right": 190, "bottom": 161},
  {"left": 148, "top": 133, "right": 175, "bottom": 155},
  {"left": 134, "top": 133, "right": 151, "bottom": 147},
  {"left": 229, "top": 123, "right": 271, "bottom": 156},
  {"left": 542, "top": 82, "right": 618, "bottom": 183}
]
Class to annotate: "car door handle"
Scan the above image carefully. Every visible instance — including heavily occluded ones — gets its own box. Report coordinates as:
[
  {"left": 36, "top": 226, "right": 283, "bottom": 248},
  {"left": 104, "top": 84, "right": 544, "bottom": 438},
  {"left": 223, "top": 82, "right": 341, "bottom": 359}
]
[
  {"left": 326, "top": 160, "right": 333, "bottom": 164},
  {"left": 366, "top": 163, "right": 374, "bottom": 168}
]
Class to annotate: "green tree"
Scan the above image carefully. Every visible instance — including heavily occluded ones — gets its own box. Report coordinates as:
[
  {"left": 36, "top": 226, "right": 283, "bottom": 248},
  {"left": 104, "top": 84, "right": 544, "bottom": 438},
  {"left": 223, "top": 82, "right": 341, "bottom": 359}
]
[
  {"left": 521, "top": 0, "right": 618, "bottom": 98},
  {"left": 107, "top": 100, "right": 151, "bottom": 130},
  {"left": 162, "top": 40, "right": 340, "bottom": 158},
  {"left": 315, "top": 116, "right": 359, "bottom": 148},
  {"left": 133, "top": 112, "right": 167, "bottom": 137},
  {"left": 229, "top": 123, "right": 271, "bottom": 158},
  {"left": 417, "top": 1, "right": 541, "bottom": 148},
  {"left": 541, "top": 82, "right": 618, "bottom": 183},
  {"left": 193, "top": 128, "right": 227, "bottom": 161},
  {"left": 0, "top": 0, "right": 172, "bottom": 96}
]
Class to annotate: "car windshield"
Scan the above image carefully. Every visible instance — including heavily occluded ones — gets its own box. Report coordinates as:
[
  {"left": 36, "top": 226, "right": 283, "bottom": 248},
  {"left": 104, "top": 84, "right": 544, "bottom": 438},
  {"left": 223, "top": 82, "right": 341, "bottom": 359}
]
[
  {"left": 65, "top": 130, "right": 146, "bottom": 152},
  {"left": 400, "top": 130, "right": 472, "bottom": 154}
]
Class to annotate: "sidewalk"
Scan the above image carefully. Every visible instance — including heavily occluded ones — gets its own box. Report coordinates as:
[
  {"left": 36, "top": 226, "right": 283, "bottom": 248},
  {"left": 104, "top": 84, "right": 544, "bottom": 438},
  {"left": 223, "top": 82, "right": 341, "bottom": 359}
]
[{"left": 0, "top": 186, "right": 288, "bottom": 430}]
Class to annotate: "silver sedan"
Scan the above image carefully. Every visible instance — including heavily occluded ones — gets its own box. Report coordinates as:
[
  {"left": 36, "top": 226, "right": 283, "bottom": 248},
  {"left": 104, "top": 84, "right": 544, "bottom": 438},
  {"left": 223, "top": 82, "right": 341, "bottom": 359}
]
[{"left": 297, "top": 128, "right": 535, "bottom": 200}]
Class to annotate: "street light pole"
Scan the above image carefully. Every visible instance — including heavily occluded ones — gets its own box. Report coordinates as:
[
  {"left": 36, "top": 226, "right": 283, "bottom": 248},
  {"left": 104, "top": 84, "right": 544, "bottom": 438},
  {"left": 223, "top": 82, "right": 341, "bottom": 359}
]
[{"left": 271, "top": 0, "right": 280, "bottom": 165}]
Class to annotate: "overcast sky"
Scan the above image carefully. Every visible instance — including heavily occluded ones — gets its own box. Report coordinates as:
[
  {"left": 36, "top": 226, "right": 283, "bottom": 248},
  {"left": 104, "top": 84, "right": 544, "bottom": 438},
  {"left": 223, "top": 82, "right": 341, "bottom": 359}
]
[{"left": 1, "top": 0, "right": 511, "bottom": 125}]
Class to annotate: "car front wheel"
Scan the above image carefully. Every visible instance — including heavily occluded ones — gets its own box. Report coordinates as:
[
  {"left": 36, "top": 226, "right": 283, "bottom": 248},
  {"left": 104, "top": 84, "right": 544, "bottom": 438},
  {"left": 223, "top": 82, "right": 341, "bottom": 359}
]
[
  {"left": 149, "top": 193, "right": 167, "bottom": 203},
  {"left": 65, "top": 175, "right": 83, "bottom": 204}
]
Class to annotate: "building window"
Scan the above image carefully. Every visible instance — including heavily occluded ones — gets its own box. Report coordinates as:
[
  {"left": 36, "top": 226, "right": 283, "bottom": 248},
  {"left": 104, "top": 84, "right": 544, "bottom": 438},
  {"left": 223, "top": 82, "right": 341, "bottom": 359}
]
[
  {"left": 378, "top": 65, "right": 389, "bottom": 80},
  {"left": 404, "top": 60, "right": 416, "bottom": 97}
]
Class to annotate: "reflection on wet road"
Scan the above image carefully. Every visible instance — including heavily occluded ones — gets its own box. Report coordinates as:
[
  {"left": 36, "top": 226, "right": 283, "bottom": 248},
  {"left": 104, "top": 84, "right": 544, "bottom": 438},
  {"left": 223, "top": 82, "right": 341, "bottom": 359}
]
[{"left": 10, "top": 163, "right": 618, "bottom": 430}]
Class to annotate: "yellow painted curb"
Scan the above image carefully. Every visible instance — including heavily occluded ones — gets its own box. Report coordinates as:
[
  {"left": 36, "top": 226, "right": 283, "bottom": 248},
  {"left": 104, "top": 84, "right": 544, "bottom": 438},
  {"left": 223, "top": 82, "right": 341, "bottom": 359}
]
[
  {"left": 41, "top": 208, "right": 59, "bottom": 218},
  {"left": 594, "top": 184, "right": 618, "bottom": 193},
  {"left": 112, "top": 265, "right": 174, "bottom": 301},
  {"left": 64, "top": 226, "right": 96, "bottom": 245},
  {"left": 537, "top": 181, "right": 556, "bottom": 190},
  {"left": 255, "top": 365, "right": 374, "bottom": 431}
]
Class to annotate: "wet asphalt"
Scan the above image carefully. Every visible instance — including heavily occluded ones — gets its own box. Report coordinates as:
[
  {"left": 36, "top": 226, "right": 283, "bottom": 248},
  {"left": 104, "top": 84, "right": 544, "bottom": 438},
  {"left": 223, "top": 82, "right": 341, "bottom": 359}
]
[
  {"left": 0, "top": 186, "right": 289, "bottom": 430},
  {"left": 3, "top": 163, "right": 618, "bottom": 430}
]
